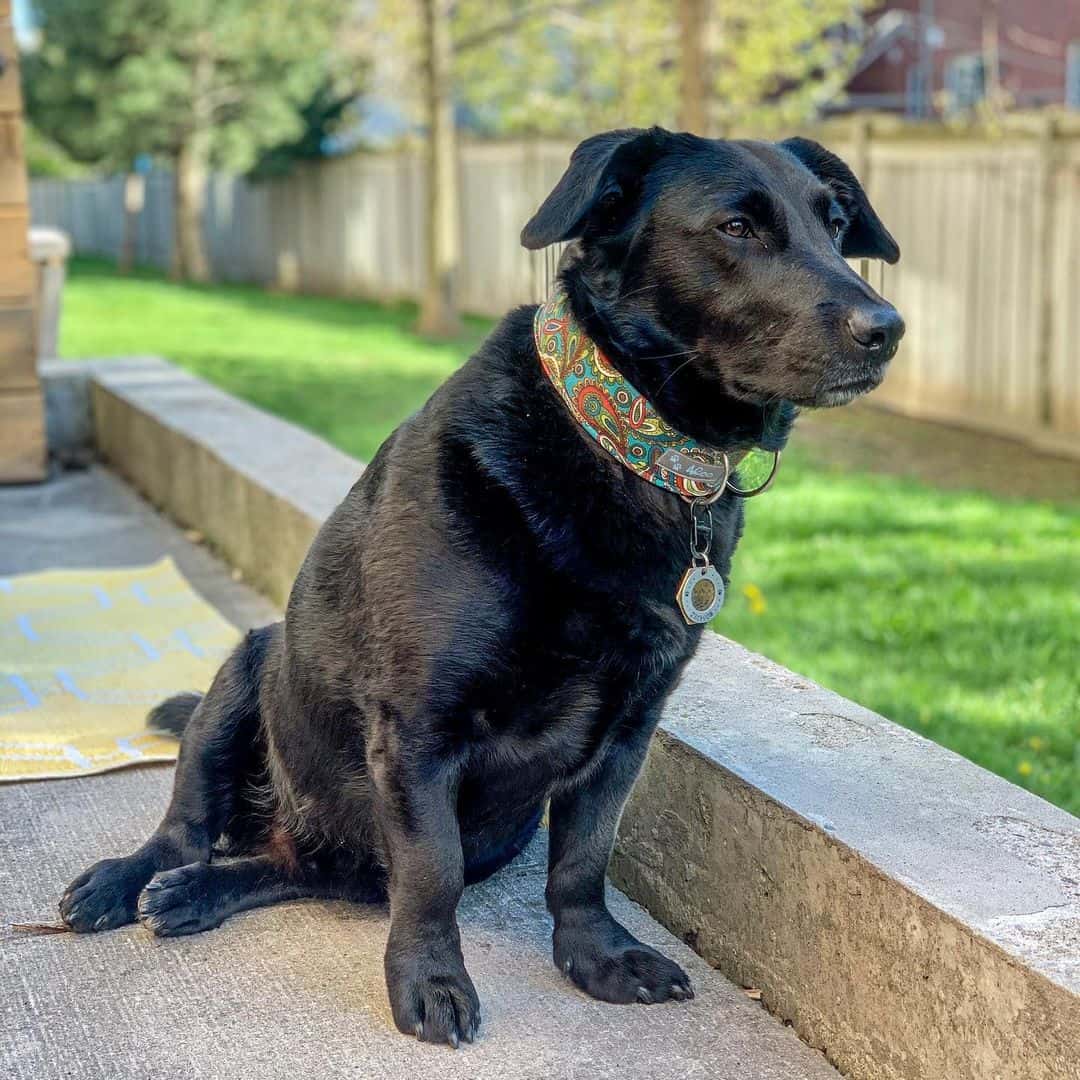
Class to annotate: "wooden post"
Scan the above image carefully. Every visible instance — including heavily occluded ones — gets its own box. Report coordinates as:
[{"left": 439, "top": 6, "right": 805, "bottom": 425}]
[{"left": 0, "top": 1, "right": 46, "bottom": 482}]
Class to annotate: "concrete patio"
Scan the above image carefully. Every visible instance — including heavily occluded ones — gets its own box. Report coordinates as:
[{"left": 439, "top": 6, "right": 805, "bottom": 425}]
[{"left": 0, "top": 467, "right": 840, "bottom": 1080}]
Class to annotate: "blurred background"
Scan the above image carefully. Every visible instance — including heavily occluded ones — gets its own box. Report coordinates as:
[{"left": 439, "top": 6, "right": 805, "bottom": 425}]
[{"left": 6, "top": 0, "right": 1080, "bottom": 812}]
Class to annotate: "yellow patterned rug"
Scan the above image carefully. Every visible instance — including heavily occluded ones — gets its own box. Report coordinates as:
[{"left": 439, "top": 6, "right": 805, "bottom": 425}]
[{"left": 0, "top": 558, "right": 240, "bottom": 782}]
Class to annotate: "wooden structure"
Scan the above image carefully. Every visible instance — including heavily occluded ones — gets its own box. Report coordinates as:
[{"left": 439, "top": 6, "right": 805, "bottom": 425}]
[
  {"left": 840, "top": 1, "right": 1080, "bottom": 116},
  {"left": 0, "top": 0, "right": 45, "bottom": 482}
]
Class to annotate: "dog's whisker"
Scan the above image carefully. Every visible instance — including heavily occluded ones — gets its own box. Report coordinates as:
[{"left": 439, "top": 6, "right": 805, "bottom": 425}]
[
  {"left": 654, "top": 355, "right": 700, "bottom": 394},
  {"left": 617, "top": 282, "right": 661, "bottom": 300},
  {"left": 645, "top": 348, "right": 698, "bottom": 361}
]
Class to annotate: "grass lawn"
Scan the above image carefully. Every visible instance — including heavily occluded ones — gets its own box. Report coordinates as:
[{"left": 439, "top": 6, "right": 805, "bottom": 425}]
[
  {"left": 62, "top": 259, "right": 1080, "bottom": 817},
  {"left": 64, "top": 259, "right": 493, "bottom": 463}
]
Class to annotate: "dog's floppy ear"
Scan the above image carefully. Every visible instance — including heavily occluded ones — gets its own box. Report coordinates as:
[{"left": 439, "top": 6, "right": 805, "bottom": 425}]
[
  {"left": 521, "top": 127, "right": 671, "bottom": 250},
  {"left": 780, "top": 137, "right": 900, "bottom": 264}
]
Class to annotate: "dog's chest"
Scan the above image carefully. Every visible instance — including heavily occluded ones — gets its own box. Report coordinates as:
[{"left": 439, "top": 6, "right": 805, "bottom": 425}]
[{"left": 464, "top": 584, "right": 699, "bottom": 786}]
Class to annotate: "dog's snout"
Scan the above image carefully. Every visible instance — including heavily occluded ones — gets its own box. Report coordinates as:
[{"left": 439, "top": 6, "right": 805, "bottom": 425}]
[{"left": 846, "top": 304, "right": 905, "bottom": 359}]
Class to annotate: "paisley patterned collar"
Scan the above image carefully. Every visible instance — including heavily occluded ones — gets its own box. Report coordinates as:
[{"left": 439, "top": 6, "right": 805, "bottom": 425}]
[{"left": 534, "top": 285, "right": 747, "bottom": 502}]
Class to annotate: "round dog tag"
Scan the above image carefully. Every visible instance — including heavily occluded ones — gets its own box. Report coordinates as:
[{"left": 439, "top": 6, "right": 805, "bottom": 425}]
[{"left": 676, "top": 564, "right": 725, "bottom": 625}]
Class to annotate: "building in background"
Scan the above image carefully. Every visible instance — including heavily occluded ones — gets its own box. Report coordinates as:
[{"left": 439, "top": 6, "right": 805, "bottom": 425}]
[{"left": 838, "top": 0, "right": 1080, "bottom": 117}]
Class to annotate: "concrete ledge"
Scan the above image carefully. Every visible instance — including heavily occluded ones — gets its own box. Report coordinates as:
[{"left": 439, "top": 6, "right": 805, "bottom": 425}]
[
  {"left": 76, "top": 357, "right": 360, "bottom": 605},
  {"left": 612, "top": 637, "right": 1080, "bottom": 1080},
  {"left": 39, "top": 360, "right": 94, "bottom": 468},
  {"left": 44, "top": 357, "right": 1080, "bottom": 1079}
]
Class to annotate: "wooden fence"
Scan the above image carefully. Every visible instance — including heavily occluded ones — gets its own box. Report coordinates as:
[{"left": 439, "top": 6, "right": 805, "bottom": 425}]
[
  {"left": 28, "top": 118, "right": 1080, "bottom": 451},
  {"left": 854, "top": 121, "right": 1080, "bottom": 452},
  {"left": 28, "top": 142, "right": 574, "bottom": 316}
]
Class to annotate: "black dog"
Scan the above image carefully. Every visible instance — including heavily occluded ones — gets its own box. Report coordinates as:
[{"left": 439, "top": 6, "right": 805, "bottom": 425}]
[{"left": 60, "top": 128, "right": 902, "bottom": 1047}]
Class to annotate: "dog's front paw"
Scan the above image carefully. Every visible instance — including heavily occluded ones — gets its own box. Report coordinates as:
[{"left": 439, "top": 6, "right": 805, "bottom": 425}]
[
  {"left": 385, "top": 941, "right": 481, "bottom": 1047},
  {"left": 137, "top": 864, "right": 221, "bottom": 937},
  {"left": 553, "top": 911, "right": 694, "bottom": 1005},
  {"left": 59, "top": 856, "right": 149, "bottom": 932}
]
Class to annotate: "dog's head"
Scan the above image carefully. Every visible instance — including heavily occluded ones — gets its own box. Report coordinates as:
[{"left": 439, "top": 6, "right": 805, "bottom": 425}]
[{"left": 522, "top": 128, "right": 904, "bottom": 421}]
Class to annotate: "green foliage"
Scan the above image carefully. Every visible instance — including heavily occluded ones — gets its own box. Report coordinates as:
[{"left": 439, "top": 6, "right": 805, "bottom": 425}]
[
  {"left": 248, "top": 83, "right": 359, "bottom": 180},
  {"left": 453, "top": 0, "right": 680, "bottom": 136},
  {"left": 376, "top": 0, "right": 870, "bottom": 136},
  {"left": 22, "top": 123, "right": 87, "bottom": 178},
  {"left": 59, "top": 259, "right": 1080, "bottom": 817},
  {"left": 23, "top": 0, "right": 359, "bottom": 171},
  {"left": 711, "top": 1, "right": 868, "bottom": 130}
]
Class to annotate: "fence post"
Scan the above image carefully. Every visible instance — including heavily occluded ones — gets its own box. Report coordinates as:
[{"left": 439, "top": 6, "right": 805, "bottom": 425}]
[{"left": 1033, "top": 114, "right": 1061, "bottom": 428}]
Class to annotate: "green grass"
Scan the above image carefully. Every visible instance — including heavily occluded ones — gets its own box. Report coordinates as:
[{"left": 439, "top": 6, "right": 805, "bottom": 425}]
[
  {"left": 63, "top": 258, "right": 492, "bottom": 462},
  {"left": 61, "top": 258, "right": 1080, "bottom": 816},
  {"left": 720, "top": 465, "right": 1079, "bottom": 816}
]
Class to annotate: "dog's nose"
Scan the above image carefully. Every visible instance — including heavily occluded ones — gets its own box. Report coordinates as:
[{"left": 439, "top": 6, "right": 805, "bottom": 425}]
[{"left": 846, "top": 304, "right": 905, "bottom": 359}]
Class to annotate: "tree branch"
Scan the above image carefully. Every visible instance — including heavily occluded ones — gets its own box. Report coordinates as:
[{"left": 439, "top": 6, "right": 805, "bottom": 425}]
[
  {"left": 208, "top": 86, "right": 250, "bottom": 113},
  {"left": 454, "top": 0, "right": 605, "bottom": 54}
]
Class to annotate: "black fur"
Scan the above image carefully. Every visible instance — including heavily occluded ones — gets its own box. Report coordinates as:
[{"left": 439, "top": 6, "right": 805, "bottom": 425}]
[
  {"left": 146, "top": 691, "right": 202, "bottom": 738},
  {"left": 60, "top": 127, "right": 903, "bottom": 1047}
]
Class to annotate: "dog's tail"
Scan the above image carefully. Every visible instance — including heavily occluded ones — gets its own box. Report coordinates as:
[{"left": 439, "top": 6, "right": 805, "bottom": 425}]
[{"left": 147, "top": 692, "right": 204, "bottom": 739}]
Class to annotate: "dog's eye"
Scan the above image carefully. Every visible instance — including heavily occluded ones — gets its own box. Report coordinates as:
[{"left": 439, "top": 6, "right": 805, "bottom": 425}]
[
  {"left": 830, "top": 219, "right": 845, "bottom": 240},
  {"left": 718, "top": 218, "right": 753, "bottom": 239}
]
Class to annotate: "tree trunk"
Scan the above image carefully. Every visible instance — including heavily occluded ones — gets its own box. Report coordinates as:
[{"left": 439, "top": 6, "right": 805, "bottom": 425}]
[
  {"left": 172, "top": 138, "right": 210, "bottom": 282},
  {"left": 172, "top": 40, "right": 213, "bottom": 283},
  {"left": 118, "top": 172, "right": 145, "bottom": 274},
  {"left": 416, "top": 0, "right": 461, "bottom": 338},
  {"left": 678, "top": 0, "right": 708, "bottom": 134}
]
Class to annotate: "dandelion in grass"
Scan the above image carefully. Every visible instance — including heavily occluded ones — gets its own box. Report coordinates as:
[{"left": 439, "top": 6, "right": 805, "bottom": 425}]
[{"left": 742, "top": 583, "right": 767, "bottom": 616}]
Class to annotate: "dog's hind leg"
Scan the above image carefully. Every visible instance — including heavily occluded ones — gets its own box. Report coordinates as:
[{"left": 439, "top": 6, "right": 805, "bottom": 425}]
[{"left": 59, "top": 626, "right": 273, "bottom": 933}]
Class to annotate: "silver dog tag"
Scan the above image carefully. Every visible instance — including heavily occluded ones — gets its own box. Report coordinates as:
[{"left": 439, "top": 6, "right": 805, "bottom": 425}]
[{"left": 676, "top": 564, "right": 725, "bottom": 625}]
